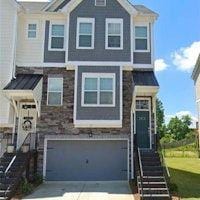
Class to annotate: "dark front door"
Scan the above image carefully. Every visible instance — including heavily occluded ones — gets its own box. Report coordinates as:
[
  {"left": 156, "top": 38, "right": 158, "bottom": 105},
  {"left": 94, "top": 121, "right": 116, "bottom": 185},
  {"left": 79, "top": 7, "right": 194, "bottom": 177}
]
[{"left": 136, "top": 111, "right": 150, "bottom": 148}]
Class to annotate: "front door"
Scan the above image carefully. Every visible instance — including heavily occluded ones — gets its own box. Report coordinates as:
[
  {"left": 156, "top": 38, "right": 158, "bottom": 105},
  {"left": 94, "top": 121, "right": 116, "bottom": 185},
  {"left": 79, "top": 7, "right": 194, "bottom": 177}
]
[
  {"left": 17, "top": 103, "right": 37, "bottom": 149},
  {"left": 136, "top": 111, "right": 150, "bottom": 148}
]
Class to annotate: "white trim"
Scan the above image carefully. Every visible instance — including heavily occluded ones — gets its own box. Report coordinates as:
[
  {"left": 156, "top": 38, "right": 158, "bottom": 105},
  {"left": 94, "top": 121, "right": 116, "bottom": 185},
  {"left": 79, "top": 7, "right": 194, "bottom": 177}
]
[
  {"left": 134, "top": 64, "right": 153, "bottom": 69},
  {"left": 81, "top": 73, "right": 116, "bottom": 107},
  {"left": 151, "top": 22, "right": 154, "bottom": 67},
  {"left": 26, "top": 20, "right": 39, "bottom": 40},
  {"left": 74, "top": 120, "right": 122, "bottom": 128},
  {"left": 65, "top": 14, "right": 70, "bottom": 63},
  {"left": 43, "top": 136, "right": 129, "bottom": 180},
  {"left": 134, "top": 22, "right": 150, "bottom": 52},
  {"left": 130, "top": 16, "right": 134, "bottom": 63},
  {"left": 95, "top": 0, "right": 106, "bottom": 6},
  {"left": 73, "top": 67, "right": 78, "bottom": 128},
  {"left": 48, "top": 21, "right": 65, "bottom": 51},
  {"left": 105, "top": 18, "right": 123, "bottom": 50},
  {"left": 120, "top": 66, "right": 123, "bottom": 122},
  {"left": 47, "top": 77, "right": 63, "bottom": 106},
  {"left": 76, "top": 18, "right": 95, "bottom": 49}
]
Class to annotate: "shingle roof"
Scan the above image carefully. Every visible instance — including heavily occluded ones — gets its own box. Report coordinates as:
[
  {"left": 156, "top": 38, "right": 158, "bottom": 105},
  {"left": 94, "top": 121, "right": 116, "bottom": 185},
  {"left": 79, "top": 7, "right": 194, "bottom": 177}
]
[
  {"left": 133, "top": 71, "right": 159, "bottom": 86},
  {"left": 134, "top": 5, "right": 158, "bottom": 16},
  {"left": 192, "top": 54, "right": 200, "bottom": 81},
  {"left": 4, "top": 74, "right": 43, "bottom": 90},
  {"left": 18, "top": 2, "right": 48, "bottom": 12}
]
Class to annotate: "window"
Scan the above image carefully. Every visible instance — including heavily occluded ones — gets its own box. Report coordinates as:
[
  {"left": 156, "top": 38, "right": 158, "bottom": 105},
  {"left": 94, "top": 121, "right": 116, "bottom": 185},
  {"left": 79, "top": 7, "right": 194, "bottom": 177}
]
[
  {"left": 49, "top": 24, "right": 65, "bottom": 50},
  {"left": 135, "top": 26, "right": 148, "bottom": 51},
  {"left": 77, "top": 18, "right": 95, "bottom": 49},
  {"left": 82, "top": 73, "right": 115, "bottom": 106},
  {"left": 95, "top": 0, "right": 106, "bottom": 6},
  {"left": 27, "top": 24, "right": 37, "bottom": 38},
  {"left": 106, "top": 18, "right": 123, "bottom": 49},
  {"left": 136, "top": 99, "right": 149, "bottom": 110},
  {"left": 47, "top": 77, "right": 63, "bottom": 106}
]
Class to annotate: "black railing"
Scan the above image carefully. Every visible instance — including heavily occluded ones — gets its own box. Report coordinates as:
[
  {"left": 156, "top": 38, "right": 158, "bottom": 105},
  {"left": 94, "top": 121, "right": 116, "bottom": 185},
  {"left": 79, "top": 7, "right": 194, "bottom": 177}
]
[
  {"left": 137, "top": 148, "right": 144, "bottom": 200},
  {"left": 3, "top": 132, "right": 38, "bottom": 198}
]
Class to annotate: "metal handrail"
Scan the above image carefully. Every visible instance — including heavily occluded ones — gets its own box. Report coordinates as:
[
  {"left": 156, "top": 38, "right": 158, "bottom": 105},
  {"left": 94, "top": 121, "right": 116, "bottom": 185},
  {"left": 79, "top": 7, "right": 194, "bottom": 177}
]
[
  {"left": 138, "top": 148, "right": 143, "bottom": 177},
  {"left": 137, "top": 148, "right": 144, "bottom": 199},
  {"left": 4, "top": 132, "right": 37, "bottom": 175},
  {"left": 161, "top": 150, "right": 170, "bottom": 178}
]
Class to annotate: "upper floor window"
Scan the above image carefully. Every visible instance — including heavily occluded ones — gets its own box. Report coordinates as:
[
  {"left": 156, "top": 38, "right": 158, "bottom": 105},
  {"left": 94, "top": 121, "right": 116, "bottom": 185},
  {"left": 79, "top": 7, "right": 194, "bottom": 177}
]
[
  {"left": 106, "top": 18, "right": 123, "bottom": 50},
  {"left": 95, "top": 0, "right": 106, "bottom": 6},
  {"left": 47, "top": 77, "right": 63, "bottom": 106},
  {"left": 82, "top": 73, "right": 115, "bottom": 107},
  {"left": 76, "top": 18, "right": 95, "bottom": 49},
  {"left": 49, "top": 24, "right": 65, "bottom": 50},
  {"left": 27, "top": 23, "right": 37, "bottom": 38},
  {"left": 135, "top": 25, "right": 149, "bottom": 51}
]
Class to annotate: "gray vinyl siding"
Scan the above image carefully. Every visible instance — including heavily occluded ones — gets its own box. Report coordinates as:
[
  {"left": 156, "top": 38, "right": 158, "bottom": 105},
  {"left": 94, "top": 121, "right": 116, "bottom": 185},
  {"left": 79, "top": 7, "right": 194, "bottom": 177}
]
[
  {"left": 68, "top": 0, "right": 131, "bottom": 62},
  {"left": 43, "top": 21, "right": 65, "bottom": 63},
  {"left": 76, "top": 66, "right": 120, "bottom": 120},
  {"left": 133, "top": 52, "right": 151, "bottom": 64},
  {"left": 133, "top": 23, "right": 152, "bottom": 64}
]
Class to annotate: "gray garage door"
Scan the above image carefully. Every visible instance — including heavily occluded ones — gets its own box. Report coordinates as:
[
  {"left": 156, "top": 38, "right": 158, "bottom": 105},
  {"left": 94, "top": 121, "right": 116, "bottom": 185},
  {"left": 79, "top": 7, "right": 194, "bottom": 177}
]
[{"left": 45, "top": 140, "right": 128, "bottom": 181}]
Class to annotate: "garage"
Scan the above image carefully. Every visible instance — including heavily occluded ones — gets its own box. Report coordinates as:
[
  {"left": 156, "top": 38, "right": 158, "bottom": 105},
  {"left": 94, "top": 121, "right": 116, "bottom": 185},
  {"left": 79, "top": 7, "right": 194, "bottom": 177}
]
[{"left": 44, "top": 139, "right": 129, "bottom": 181}]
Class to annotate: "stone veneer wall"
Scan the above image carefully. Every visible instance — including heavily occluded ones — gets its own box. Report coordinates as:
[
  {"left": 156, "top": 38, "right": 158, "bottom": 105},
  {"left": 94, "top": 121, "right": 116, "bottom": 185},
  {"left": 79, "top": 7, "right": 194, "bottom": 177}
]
[{"left": 17, "top": 67, "right": 133, "bottom": 174}]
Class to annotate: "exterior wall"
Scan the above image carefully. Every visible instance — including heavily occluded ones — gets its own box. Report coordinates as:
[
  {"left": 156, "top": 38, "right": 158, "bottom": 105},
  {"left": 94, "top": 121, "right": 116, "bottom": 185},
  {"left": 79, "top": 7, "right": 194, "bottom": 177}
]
[
  {"left": 16, "top": 14, "right": 67, "bottom": 66},
  {"left": 76, "top": 66, "right": 120, "bottom": 120},
  {"left": 16, "top": 14, "right": 45, "bottom": 65},
  {"left": 16, "top": 66, "right": 133, "bottom": 174},
  {"left": 133, "top": 52, "right": 151, "bottom": 64},
  {"left": 0, "top": 0, "right": 17, "bottom": 127},
  {"left": 68, "top": 0, "right": 131, "bottom": 62},
  {"left": 133, "top": 23, "right": 151, "bottom": 64},
  {"left": 43, "top": 21, "right": 65, "bottom": 63}
]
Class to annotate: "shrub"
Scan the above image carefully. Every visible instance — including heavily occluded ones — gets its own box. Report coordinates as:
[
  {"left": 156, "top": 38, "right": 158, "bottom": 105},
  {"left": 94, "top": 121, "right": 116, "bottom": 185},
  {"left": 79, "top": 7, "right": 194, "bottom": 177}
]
[
  {"left": 32, "top": 173, "right": 43, "bottom": 186},
  {"left": 20, "top": 179, "right": 33, "bottom": 195},
  {"left": 169, "top": 182, "right": 178, "bottom": 193}
]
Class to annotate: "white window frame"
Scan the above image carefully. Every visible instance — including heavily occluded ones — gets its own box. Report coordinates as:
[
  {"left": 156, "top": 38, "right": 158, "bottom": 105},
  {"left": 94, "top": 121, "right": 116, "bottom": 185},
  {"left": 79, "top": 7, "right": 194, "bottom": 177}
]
[
  {"left": 47, "top": 77, "right": 63, "bottom": 106},
  {"left": 48, "top": 21, "right": 65, "bottom": 51},
  {"left": 26, "top": 20, "right": 38, "bottom": 39},
  {"left": 134, "top": 22, "right": 150, "bottom": 52},
  {"left": 76, "top": 18, "right": 95, "bottom": 49},
  {"left": 81, "top": 73, "right": 116, "bottom": 107},
  {"left": 95, "top": 0, "right": 106, "bottom": 6},
  {"left": 105, "top": 18, "right": 123, "bottom": 50}
]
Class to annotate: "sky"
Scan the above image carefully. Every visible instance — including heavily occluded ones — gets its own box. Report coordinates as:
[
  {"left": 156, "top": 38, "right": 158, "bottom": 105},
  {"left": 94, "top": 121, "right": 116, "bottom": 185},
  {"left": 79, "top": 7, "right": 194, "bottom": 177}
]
[
  {"left": 18, "top": 0, "right": 200, "bottom": 125},
  {"left": 131, "top": 0, "right": 200, "bottom": 126}
]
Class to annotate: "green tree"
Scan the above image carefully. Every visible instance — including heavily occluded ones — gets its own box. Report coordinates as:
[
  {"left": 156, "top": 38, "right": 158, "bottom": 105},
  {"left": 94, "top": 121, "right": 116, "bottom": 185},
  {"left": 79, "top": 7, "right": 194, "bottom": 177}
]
[
  {"left": 156, "top": 98, "right": 165, "bottom": 138},
  {"left": 167, "top": 115, "right": 192, "bottom": 140}
]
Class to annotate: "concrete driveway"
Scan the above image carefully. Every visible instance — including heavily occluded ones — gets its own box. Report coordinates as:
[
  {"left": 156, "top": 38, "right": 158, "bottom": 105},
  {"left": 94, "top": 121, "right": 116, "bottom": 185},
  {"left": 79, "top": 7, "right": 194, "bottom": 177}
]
[{"left": 23, "top": 181, "right": 134, "bottom": 200}]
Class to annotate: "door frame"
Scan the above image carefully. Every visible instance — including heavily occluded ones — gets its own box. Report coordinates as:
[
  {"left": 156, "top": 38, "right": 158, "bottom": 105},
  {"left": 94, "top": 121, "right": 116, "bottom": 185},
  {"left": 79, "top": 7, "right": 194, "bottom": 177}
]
[
  {"left": 43, "top": 136, "right": 130, "bottom": 181},
  {"left": 134, "top": 97, "right": 152, "bottom": 149},
  {"left": 17, "top": 102, "right": 37, "bottom": 149}
]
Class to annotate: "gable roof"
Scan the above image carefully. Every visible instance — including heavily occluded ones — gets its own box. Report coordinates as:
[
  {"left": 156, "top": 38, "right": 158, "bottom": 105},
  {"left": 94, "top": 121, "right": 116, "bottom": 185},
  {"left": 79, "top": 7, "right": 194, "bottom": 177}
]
[
  {"left": 43, "top": 0, "right": 137, "bottom": 14},
  {"left": 18, "top": 1, "right": 48, "bottom": 12},
  {"left": 192, "top": 54, "right": 200, "bottom": 81},
  {"left": 134, "top": 5, "right": 158, "bottom": 17}
]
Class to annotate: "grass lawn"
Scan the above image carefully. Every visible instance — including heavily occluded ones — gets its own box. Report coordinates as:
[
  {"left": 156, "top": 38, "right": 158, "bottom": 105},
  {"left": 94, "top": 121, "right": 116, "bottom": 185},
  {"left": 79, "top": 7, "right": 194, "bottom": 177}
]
[{"left": 166, "top": 157, "right": 200, "bottom": 200}]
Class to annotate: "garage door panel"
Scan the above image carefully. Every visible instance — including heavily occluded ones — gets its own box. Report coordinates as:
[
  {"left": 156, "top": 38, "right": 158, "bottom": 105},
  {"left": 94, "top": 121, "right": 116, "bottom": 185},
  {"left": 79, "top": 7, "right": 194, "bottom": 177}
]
[{"left": 46, "top": 140, "right": 128, "bottom": 181}]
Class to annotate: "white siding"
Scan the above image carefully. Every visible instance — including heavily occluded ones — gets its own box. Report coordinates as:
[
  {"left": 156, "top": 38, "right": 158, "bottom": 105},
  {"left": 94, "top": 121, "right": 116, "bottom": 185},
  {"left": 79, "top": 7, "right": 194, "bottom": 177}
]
[
  {"left": 0, "top": 0, "right": 18, "bottom": 127},
  {"left": 16, "top": 14, "right": 67, "bottom": 66},
  {"left": 16, "top": 15, "right": 45, "bottom": 65}
]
